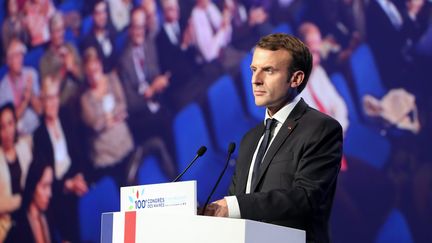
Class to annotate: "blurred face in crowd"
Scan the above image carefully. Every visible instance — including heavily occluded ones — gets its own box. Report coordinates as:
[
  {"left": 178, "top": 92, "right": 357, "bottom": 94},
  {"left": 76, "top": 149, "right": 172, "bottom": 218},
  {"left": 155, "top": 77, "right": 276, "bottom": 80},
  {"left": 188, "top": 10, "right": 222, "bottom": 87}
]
[
  {"left": 196, "top": 0, "right": 210, "bottom": 8},
  {"left": 6, "top": 41, "right": 25, "bottom": 75},
  {"left": 303, "top": 27, "right": 322, "bottom": 66},
  {"left": 0, "top": 108, "right": 17, "bottom": 150},
  {"left": 130, "top": 9, "right": 146, "bottom": 46},
  {"left": 7, "top": 0, "right": 19, "bottom": 16},
  {"left": 50, "top": 16, "right": 65, "bottom": 48},
  {"left": 162, "top": 0, "right": 180, "bottom": 23},
  {"left": 42, "top": 78, "right": 60, "bottom": 121},
  {"left": 407, "top": 0, "right": 424, "bottom": 12},
  {"left": 251, "top": 47, "right": 296, "bottom": 115},
  {"left": 33, "top": 167, "right": 53, "bottom": 212},
  {"left": 93, "top": 1, "right": 108, "bottom": 29},
  {"left": 85, "top": 57, "right": 104, "bottom": 88}
]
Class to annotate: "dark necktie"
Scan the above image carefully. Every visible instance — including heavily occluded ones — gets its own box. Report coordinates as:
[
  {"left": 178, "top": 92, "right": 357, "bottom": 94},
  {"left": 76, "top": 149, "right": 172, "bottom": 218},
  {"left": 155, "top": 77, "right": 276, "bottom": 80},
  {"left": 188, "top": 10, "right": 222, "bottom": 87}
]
[{"left": 251, "top": 118, "right": 276, "bottom": 189}]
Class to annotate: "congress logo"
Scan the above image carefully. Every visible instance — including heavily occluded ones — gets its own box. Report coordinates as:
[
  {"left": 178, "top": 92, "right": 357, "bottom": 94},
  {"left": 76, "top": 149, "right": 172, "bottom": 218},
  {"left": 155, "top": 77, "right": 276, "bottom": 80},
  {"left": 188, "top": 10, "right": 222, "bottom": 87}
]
[{"left": 127, "top": 188, "right": 146, "bottom": 210}]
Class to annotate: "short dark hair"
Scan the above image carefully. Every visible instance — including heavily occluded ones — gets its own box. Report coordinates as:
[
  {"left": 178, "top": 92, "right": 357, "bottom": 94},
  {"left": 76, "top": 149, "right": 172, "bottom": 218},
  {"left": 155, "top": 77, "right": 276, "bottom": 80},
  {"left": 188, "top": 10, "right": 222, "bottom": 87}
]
[
  {"left": 256, "top": 33, "right": 313, "bottom": 93},
  {"left": 0, "top": 102, "right": 18, "bottom": 146}
]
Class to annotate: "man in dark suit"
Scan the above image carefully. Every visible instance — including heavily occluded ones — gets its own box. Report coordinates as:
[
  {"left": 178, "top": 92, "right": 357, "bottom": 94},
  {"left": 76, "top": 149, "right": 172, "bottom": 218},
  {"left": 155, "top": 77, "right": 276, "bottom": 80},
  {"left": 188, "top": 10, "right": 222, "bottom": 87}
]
[
  {"left": 366, "top": 0, "right": 410, "bottom": 88},
  {"left": 118, "top": 8, "right": 177, "bottom": 180},
  {"left": 157, "top": 0, "right": 222, "bottom": 109},
  {"left": 205, "top": 33, "right": 343, "bottom": 243}
]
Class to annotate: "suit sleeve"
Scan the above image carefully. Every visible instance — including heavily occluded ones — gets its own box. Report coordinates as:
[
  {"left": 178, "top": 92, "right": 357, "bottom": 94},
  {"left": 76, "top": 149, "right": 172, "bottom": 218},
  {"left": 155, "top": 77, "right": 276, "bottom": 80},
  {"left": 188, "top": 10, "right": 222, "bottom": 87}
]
[{"left": 236, "top": 118, "right": 343, "bottom": 222}]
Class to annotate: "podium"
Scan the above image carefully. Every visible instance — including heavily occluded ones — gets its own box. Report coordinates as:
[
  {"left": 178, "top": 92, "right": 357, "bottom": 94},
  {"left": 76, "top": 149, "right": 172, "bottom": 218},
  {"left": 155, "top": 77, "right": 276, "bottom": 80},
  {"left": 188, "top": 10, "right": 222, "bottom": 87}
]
[
  {"left": 101, "top": 181, "right": 305, "bottom": 242},
  {"left": 101, "top": 211, "right": 305, "bottom": 243}
]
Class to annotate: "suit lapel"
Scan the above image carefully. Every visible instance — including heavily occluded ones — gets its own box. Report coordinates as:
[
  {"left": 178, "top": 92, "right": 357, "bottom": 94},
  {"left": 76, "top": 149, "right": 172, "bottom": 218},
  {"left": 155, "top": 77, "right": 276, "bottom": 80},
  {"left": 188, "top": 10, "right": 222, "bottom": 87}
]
[{"left": 252, "top": 99, "right": 309, "bottom": 192}]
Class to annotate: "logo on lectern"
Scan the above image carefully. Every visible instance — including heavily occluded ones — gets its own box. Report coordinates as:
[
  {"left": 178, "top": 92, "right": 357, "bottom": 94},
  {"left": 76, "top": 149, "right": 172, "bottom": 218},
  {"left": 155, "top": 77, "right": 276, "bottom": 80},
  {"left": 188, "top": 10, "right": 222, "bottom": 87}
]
[{"left": 128, "top": 188, "right": 146, "bottom": 210}]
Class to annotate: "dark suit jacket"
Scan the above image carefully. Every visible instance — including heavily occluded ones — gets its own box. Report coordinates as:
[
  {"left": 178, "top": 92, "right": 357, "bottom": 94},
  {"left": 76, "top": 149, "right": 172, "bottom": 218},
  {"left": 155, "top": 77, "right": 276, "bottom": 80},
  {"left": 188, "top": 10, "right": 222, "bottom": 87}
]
[
  {"left": 156, "top": 22, "right": 199, "bottom": 85},
  {"left": 366, "top": 0, "right": 409, "bottom": 87},
  {"left": 118, "top": 40, "right": 161, "bottom": 116},
  {"left": 32, "top": 112, "right": 85, "bottom": 192},
  {"left": 229, "top": 99, "right": 342, "bottom": 243},
  {"left": 82, "top": 27, "right": 118, "bottom": 73}
]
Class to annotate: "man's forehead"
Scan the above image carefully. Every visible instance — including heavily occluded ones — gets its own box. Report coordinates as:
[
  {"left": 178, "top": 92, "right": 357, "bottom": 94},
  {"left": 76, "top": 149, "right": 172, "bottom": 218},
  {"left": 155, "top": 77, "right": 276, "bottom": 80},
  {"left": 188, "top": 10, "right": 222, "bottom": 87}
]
[{"left": 251, "top": 48, "right": 291, "bottom": 67}]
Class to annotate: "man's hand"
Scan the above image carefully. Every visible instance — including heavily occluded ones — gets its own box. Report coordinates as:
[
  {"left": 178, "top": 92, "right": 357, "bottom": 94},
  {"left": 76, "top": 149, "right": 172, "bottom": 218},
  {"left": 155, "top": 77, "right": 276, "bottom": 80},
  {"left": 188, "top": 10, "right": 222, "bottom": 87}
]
[{"left": 204, "top": 198, "right": 228, "bottom": 217}]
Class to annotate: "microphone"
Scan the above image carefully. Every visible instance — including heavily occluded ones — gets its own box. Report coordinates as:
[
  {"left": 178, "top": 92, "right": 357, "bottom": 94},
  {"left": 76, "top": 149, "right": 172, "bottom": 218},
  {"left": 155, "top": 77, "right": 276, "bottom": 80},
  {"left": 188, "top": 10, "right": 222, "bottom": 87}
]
[
  {"left": 172, "top": 146, "right": 207, "bottom": 182},
  {"left": 201, "top": 142, "right": 236, "bottom": 215}
]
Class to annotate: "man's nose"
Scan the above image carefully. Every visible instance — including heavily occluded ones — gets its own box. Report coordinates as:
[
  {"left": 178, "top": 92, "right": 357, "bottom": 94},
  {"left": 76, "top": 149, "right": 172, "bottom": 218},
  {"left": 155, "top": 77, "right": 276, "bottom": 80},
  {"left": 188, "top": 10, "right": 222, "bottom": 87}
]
[{"left": 252, "top": 72, "right": 263, "bottom": 85}]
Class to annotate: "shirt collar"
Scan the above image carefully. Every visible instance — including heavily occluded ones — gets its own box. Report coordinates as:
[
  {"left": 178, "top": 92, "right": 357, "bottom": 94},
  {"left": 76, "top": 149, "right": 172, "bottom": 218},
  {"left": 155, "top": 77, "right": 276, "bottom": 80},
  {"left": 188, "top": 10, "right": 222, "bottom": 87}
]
[{"left": 264, "top": 96, "right": 301, "bottom": 125}]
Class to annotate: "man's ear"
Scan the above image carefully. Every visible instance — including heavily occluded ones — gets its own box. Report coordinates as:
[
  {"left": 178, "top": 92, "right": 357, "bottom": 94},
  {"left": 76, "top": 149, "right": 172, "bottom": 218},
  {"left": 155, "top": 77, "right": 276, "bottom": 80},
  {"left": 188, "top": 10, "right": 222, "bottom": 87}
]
[{"left": 289, "top": 70, "right": 305, "bottom": 88}]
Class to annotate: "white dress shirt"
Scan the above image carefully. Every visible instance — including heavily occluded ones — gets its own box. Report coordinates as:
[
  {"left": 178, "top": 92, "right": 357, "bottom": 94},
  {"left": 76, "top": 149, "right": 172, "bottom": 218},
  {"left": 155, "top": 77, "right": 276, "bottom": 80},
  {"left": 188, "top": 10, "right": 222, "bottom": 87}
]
[
  {"left": 47, "top": 119, "right": 71, "bottom": 180},
  {"left": 190, "top": 3, "right": 232, "bottom": 62},
  {"left": 225, "top": 96, "right": 301, "bottom": 218}
]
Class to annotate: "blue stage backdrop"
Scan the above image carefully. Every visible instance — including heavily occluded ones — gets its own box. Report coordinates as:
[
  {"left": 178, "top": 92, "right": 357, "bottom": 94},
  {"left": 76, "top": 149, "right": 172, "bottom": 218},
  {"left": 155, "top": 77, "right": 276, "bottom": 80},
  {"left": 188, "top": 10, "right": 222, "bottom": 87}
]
[{"left": 0, "top": 0, "right": 431, "bottom": 242}]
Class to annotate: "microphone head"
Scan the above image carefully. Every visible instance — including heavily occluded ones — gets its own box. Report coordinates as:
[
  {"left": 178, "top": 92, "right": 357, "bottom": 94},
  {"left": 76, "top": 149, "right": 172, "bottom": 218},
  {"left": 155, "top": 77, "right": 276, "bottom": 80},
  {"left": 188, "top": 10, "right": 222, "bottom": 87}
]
[
  {"left": 197, "top": 146, "right": 207, "bottom": 157},
  {"left": 228, "top": 142, "right": 236, "bottom": 154}
]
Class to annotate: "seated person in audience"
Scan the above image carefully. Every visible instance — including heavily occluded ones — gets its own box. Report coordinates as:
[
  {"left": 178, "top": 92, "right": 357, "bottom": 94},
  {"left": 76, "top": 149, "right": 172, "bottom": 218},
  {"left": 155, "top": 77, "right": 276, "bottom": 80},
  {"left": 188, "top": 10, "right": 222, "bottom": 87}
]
[
  {"left": 226, "top": 0, "right": 273, "bottom": 51},
  {"left": 33, "top": 77, "right": 88, "bottom": 242},
  {"left": 366, "top": 0, "right": 412, "bottom": 88},
  {"left": 39, "top": 12, "right": 84, "bottom": 116},
  {"left": 106, "top": 0, "right": 133, "bottom": 32},
  {"left": 298, "top": 22, "right": 349, "bottom": 170},
  {"left": 298, "top": 22, "right": 349, "bottom": 134},
  {"left": 80, "top": 47, "right": 134, "bottom": 187},
  {"left": 0, "top": 39, "right": 42, "bottom": 135},
  {"left": 5, "top": 163, "right": 57, "bottom": 243},
  {"left": 82, "top": 0, "right": 118, "bottom": 73},
  {"left": 139, "top": 0, "right": 160, "bottom": 38},
  {"left": 2, "top": 0, "right": 29, "bottom": 54},
  {"left": 119, "top": 8, "right": 177, "bottom": 179},
  {"left": 157, "top": 0, "right": 212, "bottom": 108},
  {"left": 0, "top": 103, "right": 33, "bottom": 242},
  {"left": 190, "top": 0, "right": 232, "bottom": 64},
  {"left": 23, "top": 0, "right": 56, "bottom": 47}
]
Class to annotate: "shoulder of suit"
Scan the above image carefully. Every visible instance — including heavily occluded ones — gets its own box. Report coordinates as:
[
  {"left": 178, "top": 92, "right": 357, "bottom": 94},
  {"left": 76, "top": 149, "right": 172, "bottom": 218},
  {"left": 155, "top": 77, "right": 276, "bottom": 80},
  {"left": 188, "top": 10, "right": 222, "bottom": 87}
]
[{"left": 303, "top": 106, "right": 342, "bottom": 128}]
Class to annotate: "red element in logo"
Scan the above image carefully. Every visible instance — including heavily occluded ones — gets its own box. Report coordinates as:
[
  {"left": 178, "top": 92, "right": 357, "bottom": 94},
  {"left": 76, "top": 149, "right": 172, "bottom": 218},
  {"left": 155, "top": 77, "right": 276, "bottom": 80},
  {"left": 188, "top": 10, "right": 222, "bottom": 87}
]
[{"left": 136, "top": 190, "right": 139, "bottom": 199}]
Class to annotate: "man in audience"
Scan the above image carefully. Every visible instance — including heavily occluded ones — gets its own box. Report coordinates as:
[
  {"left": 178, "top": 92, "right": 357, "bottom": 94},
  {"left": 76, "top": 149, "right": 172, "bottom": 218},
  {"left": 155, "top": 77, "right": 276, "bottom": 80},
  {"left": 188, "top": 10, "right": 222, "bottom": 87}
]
[
  {"left": 0, "top": 39, "right": 42, "bottom": 135},
  {"left": 119, "top": 8, "right": 177, "bottom": 180}
]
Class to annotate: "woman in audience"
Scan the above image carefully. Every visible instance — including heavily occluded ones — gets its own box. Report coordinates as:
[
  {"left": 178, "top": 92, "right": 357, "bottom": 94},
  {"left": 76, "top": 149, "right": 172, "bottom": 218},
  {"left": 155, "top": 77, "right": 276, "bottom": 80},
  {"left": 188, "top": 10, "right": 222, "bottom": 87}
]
[
  {"left": 80, "top": 47, "right": 134, "bottom": 187},
  {"left": 0, "top": 103, "right": 33, "bottom": 241},
  {"left": 5, "top": 162, "right": 57, "bottom": 243}
]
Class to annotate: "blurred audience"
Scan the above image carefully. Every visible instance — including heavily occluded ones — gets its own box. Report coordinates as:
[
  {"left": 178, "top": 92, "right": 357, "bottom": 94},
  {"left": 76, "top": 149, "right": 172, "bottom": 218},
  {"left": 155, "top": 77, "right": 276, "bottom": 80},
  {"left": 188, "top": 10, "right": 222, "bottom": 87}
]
[
  {"left": 157, "top": 0, "right": 213, "bottom": 108},
  {"left": 226, "top": 0, "right": 273, "bottom": 52},
  {"left": 82, "top": 0, "right": 118, "bottom": 73},
  {"left": 39, "top": 12, "right": 83, "bottom": 116},
  {"left": 5, "top": 163, "right": 57, "bottom": 243},
  {"left": 0, "top": 103, "right": 33, "bottom": 242},
  {"left": 139, "top": 0, "right": 160, "bottom": 38},
  {"left": 33, "top": 77, "right": 88, "bottom": 242},
  {"left": 23, "top": 0, "right": 56, "bottom": 47},
  {"left": 0, "top": 39, "right": 42, "bottom": 135},
  {"left": 80, "top": 47, "right": 134, "bottom": 186},
  {"left": 107, "top": 0, "right": 133, "bottom": 32},
  {"left": 1, "top": 0, "right": 29, "bottom": 54},
  {"left": 298, "top": 22, "right": 349, "bottom": 133},
  {"left": 190, "top": 0, "right": 232, "bottom": 64},
  {"left": 119, "top": 8, "right": 177, "bottom": 179}
]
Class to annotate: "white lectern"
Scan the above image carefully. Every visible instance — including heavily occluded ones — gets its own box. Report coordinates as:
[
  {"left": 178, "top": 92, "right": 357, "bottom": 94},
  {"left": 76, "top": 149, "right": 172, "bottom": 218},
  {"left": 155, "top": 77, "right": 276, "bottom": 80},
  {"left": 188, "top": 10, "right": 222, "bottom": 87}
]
[
  {"left": 101, "top": 181, "right": 305, "bottom": 243},
  {"left": 101, "top": 212, "right": 305, "bottom": 243}
]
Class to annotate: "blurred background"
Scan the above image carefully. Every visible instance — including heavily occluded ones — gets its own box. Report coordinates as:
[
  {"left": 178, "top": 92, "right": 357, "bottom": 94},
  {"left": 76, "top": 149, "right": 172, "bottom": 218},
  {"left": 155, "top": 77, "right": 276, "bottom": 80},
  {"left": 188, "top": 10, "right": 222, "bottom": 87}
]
[{"left": 0, "top": 0, "right": 431, "bottom": 242}]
